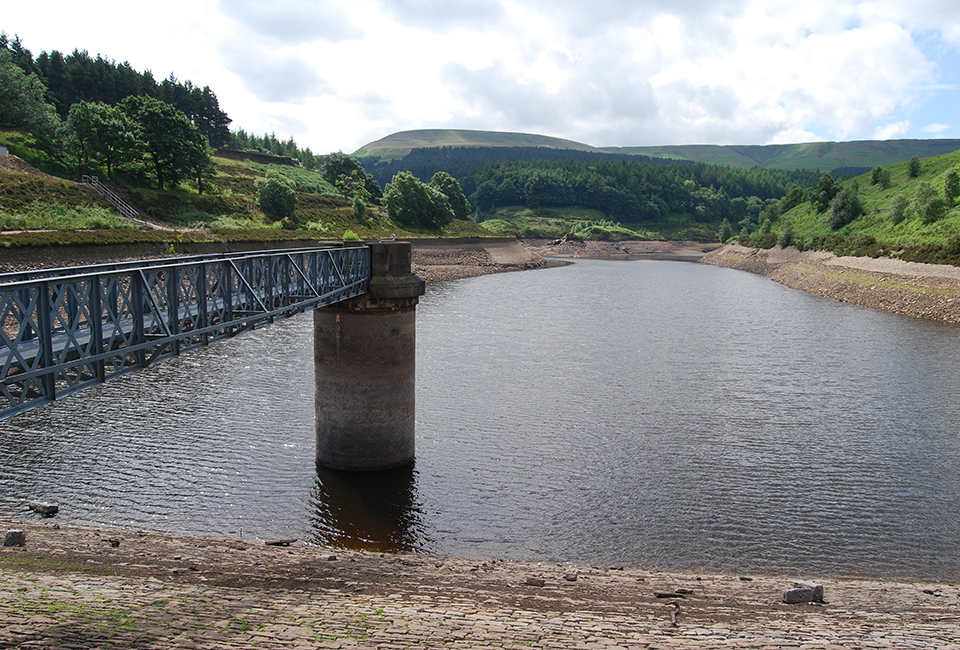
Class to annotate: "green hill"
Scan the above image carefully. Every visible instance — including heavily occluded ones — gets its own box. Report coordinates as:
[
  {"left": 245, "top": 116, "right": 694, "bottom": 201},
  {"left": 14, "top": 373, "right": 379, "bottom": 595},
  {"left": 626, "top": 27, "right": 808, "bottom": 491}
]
[
  {"left": 353, "top": 129, "right": 603, "bottom": 161},
  {"left": 605, "top": 140, "right": 960, "bottom": 171},
  {"left": 741, "top": 149, "right": 960, "bottom": 265},
  {"left": 356, "top": 129, "right": 960, "bottom": 172}
]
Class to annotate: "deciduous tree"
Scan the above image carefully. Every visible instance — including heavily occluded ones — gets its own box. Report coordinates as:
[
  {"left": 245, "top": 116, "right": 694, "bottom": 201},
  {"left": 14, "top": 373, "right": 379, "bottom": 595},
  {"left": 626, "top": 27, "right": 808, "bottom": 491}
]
[{"left": 381, "top": 171, "right": 454, "bottom": 230}]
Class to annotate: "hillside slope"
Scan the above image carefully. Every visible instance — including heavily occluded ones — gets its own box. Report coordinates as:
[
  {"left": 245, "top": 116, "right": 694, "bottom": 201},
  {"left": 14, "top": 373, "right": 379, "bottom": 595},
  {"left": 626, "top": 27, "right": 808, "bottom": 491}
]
[
  {"left": 353, "top": 129, "right": 602, "bottom": 160},
  {"left": 356, "top": 129, "right": 960, "bottom": 172},
  {"left": 607, "top": 139, "right": 960, "bottom": 171}
]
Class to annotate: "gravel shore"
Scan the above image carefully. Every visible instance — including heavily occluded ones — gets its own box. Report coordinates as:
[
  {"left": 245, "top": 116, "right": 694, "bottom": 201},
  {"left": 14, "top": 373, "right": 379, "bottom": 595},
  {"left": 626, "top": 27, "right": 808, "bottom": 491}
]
[
  {"left": 702, "top": 244, "right": 960, "bottom": 324},
  {"left": 2, "top": 522, "right": 959, "bottom": 649}
]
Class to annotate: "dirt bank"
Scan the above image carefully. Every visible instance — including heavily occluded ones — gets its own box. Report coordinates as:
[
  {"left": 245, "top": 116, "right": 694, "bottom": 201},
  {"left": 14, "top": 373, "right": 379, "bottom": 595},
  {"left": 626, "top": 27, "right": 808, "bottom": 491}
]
[
  {"left": 523, "top": 238, "right": 722, "bottom": 260},
  {"left": 703, "top": 244, "right": 960, "bottom": 324},
  {"left": 412, "top": 239, "right": 550, "bottom": 283},
  {"left": 2, "top": 521, "right": 958, "bottom": 649}
]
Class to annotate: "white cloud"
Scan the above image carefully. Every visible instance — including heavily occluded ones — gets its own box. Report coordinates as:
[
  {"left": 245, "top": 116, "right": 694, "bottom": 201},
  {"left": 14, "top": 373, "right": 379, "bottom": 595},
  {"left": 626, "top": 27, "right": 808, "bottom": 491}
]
[
  {"left": 874, "top": 121, "right": 913, "bottom": 140},
  {"left": 922, "top": 122, "right": 950, "bottom": 134},
  {"left": 3, "top": 0, "right": 959, "bottom": 152}
]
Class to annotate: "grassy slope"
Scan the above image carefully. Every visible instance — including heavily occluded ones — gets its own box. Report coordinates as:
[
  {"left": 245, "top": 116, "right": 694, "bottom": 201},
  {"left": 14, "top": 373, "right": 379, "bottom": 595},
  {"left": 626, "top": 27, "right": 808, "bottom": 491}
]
[
  {"left": 477, "top": 206, "right": 718, "bottom": 241},
  {"left": 605, "top": 140, "right": 960, "bottom": 171},
  {"left": 764, "top": 150, "right": 960, "bottom": 264},
  {"left": 352, "top": 127, "right": 960, "bottom": 172},
  {"left": 353, "top": 129, "right": 603, "bottom": 160},
  {"left": 0, "top": 142, "right": 492, "bottom": 246}
]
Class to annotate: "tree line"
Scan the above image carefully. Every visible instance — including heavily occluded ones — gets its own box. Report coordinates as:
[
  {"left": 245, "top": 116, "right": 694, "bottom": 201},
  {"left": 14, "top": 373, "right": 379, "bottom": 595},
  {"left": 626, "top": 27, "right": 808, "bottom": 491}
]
[
  {"left": 458, "top": 158, "right": 820, "bottom": 224},
  {"left": 361, "top": 145, "right": 686, "bottom": 188}
]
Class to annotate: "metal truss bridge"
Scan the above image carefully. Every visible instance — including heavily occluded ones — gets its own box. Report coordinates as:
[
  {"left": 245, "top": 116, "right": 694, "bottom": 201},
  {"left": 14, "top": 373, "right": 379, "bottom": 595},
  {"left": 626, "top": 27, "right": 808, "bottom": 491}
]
[{"left": 0, "top": 246, "right": 370, "bottom": 419}]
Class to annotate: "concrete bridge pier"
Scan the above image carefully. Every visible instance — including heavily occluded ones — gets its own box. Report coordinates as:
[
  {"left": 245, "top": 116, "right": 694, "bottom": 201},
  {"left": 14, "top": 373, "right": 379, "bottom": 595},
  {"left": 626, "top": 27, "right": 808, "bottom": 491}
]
[{"left": 314, "top": 242, "right": 425, "bottom": 471}]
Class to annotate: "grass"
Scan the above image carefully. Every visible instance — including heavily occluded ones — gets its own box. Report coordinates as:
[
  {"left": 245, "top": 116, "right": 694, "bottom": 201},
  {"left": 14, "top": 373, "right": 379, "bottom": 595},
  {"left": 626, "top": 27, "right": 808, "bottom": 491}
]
[
  {"left": 747, "top": 149, "right": 960, "bottom": 265},
  {"left": 477, "top": 205, "right": 711, "bottom": 241},
  {"left": 1, "top": 201, "right": 137, "bottom": 230}
]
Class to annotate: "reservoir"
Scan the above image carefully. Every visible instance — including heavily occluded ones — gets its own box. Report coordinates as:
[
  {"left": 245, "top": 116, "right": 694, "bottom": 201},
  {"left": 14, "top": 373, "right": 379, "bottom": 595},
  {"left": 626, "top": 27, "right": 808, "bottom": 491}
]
[{"left": 2, "top": 259, "right": 959, "bottom": 581}]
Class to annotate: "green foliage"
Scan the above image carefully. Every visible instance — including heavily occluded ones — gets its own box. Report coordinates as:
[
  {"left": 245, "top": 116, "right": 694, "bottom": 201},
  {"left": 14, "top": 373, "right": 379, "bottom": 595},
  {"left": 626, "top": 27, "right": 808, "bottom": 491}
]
[
  {"left": 908, "top": 156, "right": 922, "bottom": 178},
  {"left": 0, "top": 201, "right": 135, "bottom": 230},
  {"left": 342, "top": 229, "right": 361, "bottom": 242},
  {"left": 66, "top": 101, "right": 137, "bottom": 178},
  {"left": 229, "top": 129, "right": 317, "bottom": 168},
  {"left": 320, "top": 152, "right": 381, "bottom": 200},
  {"left": 429, "top": 171, "right": 471, "bottom": 220},
  {"left": 777, "top": 223, "right": 794, "bottom": 248},
  {"left": 914, "top": 181, "right": 947, "bottom": 224},
  {"left": 120, "top": 95, "right": 209, "bottom": 190},
  {"left": 812, "top": 173, "right": 841, "bottom": 213},
  {"left": 255, "top": 170, "right": 298, "bottom": 221},
  {"left": 353, "top": 196, "right": 368, "bottom": 224},
  {"left": 381, "top": 171, "right": 455, "bottom": 230},
  {"left": 246, "top": 162, "right": 337, "bottom": 195},
  {"left": 0, "top": 48, "right": 60, "bottom": 133},
  {"left": 828, "top": 186, "right": 864, "bottom": 229},
  {"left": 718, "top": 217, "right": 733, "bottom": 242},
  {"left": 943, "top": 169, "right": 960, "bottom": 207},
  {"left": 780, "top": 184, "right": 805, "bottom": 212},
  {"left": 887, "top": 194, "right": 910, "bottom": 224},
  {"left": 871, "top": 166, "right": 891, "bottom": 189}
]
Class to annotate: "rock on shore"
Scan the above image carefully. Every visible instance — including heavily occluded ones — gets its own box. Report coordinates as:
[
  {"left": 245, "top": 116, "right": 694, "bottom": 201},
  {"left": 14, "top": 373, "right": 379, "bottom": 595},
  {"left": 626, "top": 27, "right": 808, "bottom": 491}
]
[
  {"left": 2, "top": 521, "right": 959, "bottom": 649},
  {"left": 702, "top": 244, "right": 960, "bottom": 324}
]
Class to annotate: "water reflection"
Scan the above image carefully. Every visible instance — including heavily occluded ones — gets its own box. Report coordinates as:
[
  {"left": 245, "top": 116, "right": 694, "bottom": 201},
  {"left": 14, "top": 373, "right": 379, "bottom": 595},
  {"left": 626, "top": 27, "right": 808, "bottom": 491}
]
[{"left": 309, "top": 463, "right": 426, "bottom": 553}]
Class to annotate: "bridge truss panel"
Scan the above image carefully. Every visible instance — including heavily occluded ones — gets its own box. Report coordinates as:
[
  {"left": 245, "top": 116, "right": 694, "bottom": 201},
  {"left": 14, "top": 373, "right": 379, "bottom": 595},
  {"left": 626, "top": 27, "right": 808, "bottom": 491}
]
[{"left": 0, "top": 246, "right": 370, "bottom": 419}]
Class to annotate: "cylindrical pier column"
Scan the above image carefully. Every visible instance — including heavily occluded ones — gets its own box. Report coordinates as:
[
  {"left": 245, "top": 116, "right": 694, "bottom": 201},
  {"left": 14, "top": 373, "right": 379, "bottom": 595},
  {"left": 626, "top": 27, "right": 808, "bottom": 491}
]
[{"left": 314, "top": 242, "right": 425, "bottom": 471}]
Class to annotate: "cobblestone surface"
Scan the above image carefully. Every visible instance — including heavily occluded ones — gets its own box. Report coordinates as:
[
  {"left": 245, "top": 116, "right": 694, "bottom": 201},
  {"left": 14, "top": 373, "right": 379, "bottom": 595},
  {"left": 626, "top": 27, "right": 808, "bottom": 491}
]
[{"left": 2, "top": 522, "right": 958, "bottom": 649}]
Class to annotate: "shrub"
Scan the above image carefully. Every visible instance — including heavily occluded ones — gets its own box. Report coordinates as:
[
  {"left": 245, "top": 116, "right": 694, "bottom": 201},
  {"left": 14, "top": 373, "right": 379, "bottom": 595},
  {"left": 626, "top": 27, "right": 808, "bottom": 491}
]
[
  {"left": 255, "top": 170, "right": 298, "bottom": 221},
  {"left": 908, "top": 156, "right": 922, "bottom": 178},
  {"left": 914, "top": 181, "right": 947, "bottom": 224},
  {"left": 827, "top": 187, "right": 863, "bottom": 229},
  {"left": 342, "top": 229, "right": 361, "bottom": 242},
  {"left": 887, "top": 195, "right": 910, "bottom": 224}
]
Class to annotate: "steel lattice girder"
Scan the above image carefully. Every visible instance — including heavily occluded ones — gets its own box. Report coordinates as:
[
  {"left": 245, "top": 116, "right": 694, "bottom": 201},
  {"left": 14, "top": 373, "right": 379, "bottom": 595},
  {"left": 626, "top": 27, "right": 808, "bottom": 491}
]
[{"left": 0, "top": 246, "right": 370, "bottom": 419}]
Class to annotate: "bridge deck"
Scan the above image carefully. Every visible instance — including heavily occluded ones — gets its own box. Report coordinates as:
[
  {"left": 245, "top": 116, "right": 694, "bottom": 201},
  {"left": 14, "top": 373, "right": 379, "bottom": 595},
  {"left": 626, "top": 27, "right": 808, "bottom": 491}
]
[{"left": 1, "top": 246, "right": 370, "bottom": 419}]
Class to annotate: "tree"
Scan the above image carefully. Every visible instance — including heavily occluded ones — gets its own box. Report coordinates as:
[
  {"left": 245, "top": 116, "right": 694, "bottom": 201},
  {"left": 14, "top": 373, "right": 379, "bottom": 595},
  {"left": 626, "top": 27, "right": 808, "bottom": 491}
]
[
  {"left": 381, "top": 171, "right": 454, "bottom": 230},
  {"left": 828, "top": 186, "right": 863, "bottom": 229},
  {"left": 320, "top": 152, "right": 381, "bottom": 200},
  {"left": 780, "top": 184, "right": 805, "bottom": 212},
  {"left": 718, "top": 218, "right": 732, "bottom": 243},
  {"left": 908, "top": 156, "right": 922, "bottom": 178},
  {"left": 255, "top": 170, "right": 298, "bottom": 221},
  {"left": 471, "top": 179, "right": 498, "bottom": 213},
  {"left": 66, "top": 101, "right": 137, "bottom": 178},
  {"left": 121, "top": 95, "right": 207, "bottom": 190},
  {"left": 0, "top": 48, "right": 59, "bottom": 132},
  {"left": 943, "top": 169, "right": 960, "bottom": 207},
  {"left": 887, "top": 194, "right": 909, "bottom": 224},
  {"left": 430, "top": 171, "right": 471, "bottom": 221},
  {"left": 812, "top": 173, "right": 841, "bottom": 213},
  {"left": 871, "top": 166, "right": 891, "bottom": 189},
  {"left": 914, "top": 181, "right": 947, "bottom": 224}
]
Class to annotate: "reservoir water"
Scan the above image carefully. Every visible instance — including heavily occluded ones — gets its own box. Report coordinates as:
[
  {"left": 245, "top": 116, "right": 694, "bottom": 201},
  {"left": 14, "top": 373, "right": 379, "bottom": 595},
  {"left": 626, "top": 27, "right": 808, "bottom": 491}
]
[{"left": 3, "top": 259, "right": 960, "bottom": 580}]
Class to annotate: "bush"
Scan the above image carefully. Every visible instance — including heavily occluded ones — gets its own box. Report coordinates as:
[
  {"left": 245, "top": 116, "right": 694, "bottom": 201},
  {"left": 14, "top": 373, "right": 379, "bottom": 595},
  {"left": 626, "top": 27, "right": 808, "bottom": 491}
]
[
  {"left": 908, "top": 156, "right": 922, "bottom": 178},
  {"left": 255, "top": 170, "right": 298, "bottom": 221},
  {"left": 887, "top": 195, "right": 910, "bottom": 224},
  {"left": 827, "top": 187, "right": 863, "bottom": 229},
  {"left": 342, "top": 229, "right": 361, "bottom": 242},
  {"left": 914, "top": 181, "right": 947, "bottom": 224}
]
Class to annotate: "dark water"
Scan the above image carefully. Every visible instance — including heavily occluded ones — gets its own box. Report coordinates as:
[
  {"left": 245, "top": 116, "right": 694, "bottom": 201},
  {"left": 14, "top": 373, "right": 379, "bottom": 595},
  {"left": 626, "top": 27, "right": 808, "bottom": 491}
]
[{"left": 3, "top": 259, "right": 960, "bottom": 580}]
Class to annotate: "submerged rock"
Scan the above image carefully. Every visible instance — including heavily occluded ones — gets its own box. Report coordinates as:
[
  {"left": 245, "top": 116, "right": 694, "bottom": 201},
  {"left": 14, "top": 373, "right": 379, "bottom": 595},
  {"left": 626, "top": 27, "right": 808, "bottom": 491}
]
[{"left": 28, "top": 501, "right": 58, "bottom": 516}]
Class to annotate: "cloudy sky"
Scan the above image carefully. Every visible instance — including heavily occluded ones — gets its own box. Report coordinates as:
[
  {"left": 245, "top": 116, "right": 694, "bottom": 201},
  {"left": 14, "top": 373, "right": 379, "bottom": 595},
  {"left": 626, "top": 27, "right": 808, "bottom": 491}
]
[{"left": 5, "top": 0, "right": 960, "bottom": 154}]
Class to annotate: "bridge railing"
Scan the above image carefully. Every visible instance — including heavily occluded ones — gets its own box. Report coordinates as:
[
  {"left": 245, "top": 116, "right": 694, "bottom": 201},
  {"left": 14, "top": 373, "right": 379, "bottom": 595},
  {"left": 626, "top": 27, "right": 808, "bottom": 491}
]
[{"left": 0, "top": 246, "right": 370, "bottom": 419}]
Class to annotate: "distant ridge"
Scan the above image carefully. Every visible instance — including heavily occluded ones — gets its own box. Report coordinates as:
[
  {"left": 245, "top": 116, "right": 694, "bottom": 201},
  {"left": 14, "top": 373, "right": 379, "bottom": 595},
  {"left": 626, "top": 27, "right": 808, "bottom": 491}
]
[
  {"left": 355, "top": 129, "right": 960, "bottom": 172},
  {"left": 353, "top": 129, "right": 602, "bottom": 160},
  {"left": 603, "top": 140, "right": 960, "bottom": 171}
]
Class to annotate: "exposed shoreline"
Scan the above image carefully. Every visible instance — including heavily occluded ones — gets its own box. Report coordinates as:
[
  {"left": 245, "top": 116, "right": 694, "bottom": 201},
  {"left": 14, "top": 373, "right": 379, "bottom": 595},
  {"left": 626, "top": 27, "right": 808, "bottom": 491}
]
[
  {"left": 2, "top": 521, "right": 958, "bottom": 649},
  {"left": 702, "top": 244, "right": 960, "bottom": 324}
]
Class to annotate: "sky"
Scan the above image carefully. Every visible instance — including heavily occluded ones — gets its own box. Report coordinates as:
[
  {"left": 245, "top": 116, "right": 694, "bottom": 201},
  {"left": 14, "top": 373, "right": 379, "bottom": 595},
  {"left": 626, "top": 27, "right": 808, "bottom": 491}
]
[{"left": 4, "top": 0, "right": 960, "bottom": 155}]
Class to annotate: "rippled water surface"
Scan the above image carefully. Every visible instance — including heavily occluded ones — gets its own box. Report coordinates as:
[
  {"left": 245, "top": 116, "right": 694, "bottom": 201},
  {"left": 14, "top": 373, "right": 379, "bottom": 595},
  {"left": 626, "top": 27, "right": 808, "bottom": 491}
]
[{"left": 3, "top": 259, "right": 960, "bottom": 580}]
